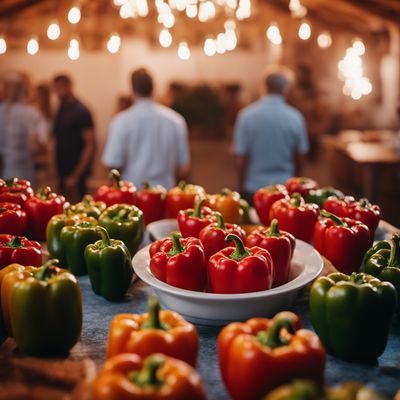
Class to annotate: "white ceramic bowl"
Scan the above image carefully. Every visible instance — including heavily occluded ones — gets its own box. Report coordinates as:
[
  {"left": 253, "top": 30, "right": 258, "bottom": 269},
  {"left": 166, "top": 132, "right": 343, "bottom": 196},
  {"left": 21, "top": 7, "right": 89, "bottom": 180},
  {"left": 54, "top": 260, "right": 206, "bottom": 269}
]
[{"left": 132, "top": 240, "right": 323, "bottom": 326}]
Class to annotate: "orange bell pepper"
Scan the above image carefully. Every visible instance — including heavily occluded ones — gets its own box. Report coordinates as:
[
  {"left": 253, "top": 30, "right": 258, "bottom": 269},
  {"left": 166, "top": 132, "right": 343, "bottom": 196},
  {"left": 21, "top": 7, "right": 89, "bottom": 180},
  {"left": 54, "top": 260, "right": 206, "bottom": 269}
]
[
  {"left": 218, "top": 312, "right": 326, "bottom": 400},
  {"left": 206, "top": 189, "right": 242, "bottom": 225},
  {"left": 0, "top": 263, "right": 35, "bottom": 335},
  {"left": 107, "top": 298, "right": 199, "bottom": 367},
  {"left": 92, "top": 353, "right": 206, "bottom": 400}
]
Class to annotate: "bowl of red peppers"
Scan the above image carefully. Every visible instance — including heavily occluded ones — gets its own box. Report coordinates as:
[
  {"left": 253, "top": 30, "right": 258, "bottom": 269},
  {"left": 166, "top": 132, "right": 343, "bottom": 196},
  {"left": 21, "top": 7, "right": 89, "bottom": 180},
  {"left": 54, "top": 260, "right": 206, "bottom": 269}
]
[{"left": 132, "top": 238, "right": 323, "bottom": 325}]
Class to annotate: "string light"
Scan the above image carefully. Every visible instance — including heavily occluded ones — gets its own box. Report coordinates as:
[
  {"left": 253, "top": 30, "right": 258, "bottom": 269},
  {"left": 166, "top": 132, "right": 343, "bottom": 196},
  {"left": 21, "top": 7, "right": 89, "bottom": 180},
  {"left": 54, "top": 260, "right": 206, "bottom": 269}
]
[
  {"left": 68, "top": 6, "right": 81, "bottom": 24},
  {"left": 298, "top": 21, "right": 311, "bottom": 40},
  {"left": 68, "top": 38, "right": 80, "bottom": 60},
  {"left": 27, "top": 37, "right": 39, "bottom": 55},
  {"left": 289, "top": 0, "right": 307, "bottom": 18},
  {"left": 120, "top": 3, "right": 133, "bottom": 18},
  {"left": 204, "top": 38, "right": 216, "bottom": 56},
  {"left": 338, "top": 39, "right": 372, "bottom": 100},
  {"left": 177, "top": 42, "right": 190, "bottom": 60},
  {"left": 47, "top": 21, "right": 60, "bottom": 40},
  {"left": 317, "top": 31, "right": 332, "bottom": 49},
  {"left": 159, "top": 29, "right": 172, "bottom": 47},
  {"left": 0, "top": 36, "right": 6, "bottom": 54},
  {"left": 352, "top": 38, "right": 365, "bottom": 56},
  {"left": 107, "top": 33, "right": 121, "bottom": 53},
  {"left": 266, "top": 22, "right": 282, "bottom": 45}
]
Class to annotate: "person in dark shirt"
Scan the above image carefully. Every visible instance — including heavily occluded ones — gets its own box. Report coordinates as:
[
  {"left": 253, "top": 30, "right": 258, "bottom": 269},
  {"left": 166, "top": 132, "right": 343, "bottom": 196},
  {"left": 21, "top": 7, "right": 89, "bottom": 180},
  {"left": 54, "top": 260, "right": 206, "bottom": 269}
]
[{"left": 52, "top": 75, "right": 96, "bottom": 202}]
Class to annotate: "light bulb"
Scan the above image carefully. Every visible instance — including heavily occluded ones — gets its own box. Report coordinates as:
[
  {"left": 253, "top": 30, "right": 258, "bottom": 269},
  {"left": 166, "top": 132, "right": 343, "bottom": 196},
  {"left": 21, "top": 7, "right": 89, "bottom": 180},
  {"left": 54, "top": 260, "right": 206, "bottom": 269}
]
[
  {"left": 352, "top": 38, "right": 365, "bottom": 56},
  {"left": 186, "top": 4, "right": 197, "bottom": 18},
  {"left": 177, "top": 42, "right": 190, "bottom": 60},
  {"left": 317, "top": 31, "right": 332, "bottom": 48},
  {"left": 159, "top": 29, "right": 172, "bottom": 48},
  {"left": 266, "top": 23, "right": 282, "bottom": 45},
  {"left": 204, "top": 38, "right": 216, "bottom": 56},
  {"left": 0, "top": 36, "right": 6, "bottom": 54},
  {"left": 298, "top": 21, "right": 311, "bottom": 40},
  {"left": 107, "top": 34, "right": 121, "bottom": 53},
  {"left": 224, "top": 20, "right": 236, "bottom": 32},
  {"left": 47, "top": 22, "right": 60, "bottom": 40},
  {"left": 225, "top": 30, "right": 237, "bottom": 51},
  {"left": 68, "top": 40, "right": 80, "bottom": 60},
  {"left": 216, "top": 33, "right": 226, "bottom": 54},
  {"left": 120, "top": 3, "right": 133, "bottom": 18},
  {"left": 27, "top": 37, "right": 39, "bottom": 55},
  {"left": 163, "top": 13, "right": 175, "bottom": 28},
  {"left": 68, "top": 6, "right": 81, "bottom": 24}
]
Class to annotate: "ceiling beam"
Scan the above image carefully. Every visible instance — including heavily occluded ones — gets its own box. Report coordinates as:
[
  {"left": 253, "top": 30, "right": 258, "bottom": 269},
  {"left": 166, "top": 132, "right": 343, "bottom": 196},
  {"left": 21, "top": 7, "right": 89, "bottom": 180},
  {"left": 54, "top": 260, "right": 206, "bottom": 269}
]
[{"left": 0, "top": 0, "right": 47, "bottom": 18}]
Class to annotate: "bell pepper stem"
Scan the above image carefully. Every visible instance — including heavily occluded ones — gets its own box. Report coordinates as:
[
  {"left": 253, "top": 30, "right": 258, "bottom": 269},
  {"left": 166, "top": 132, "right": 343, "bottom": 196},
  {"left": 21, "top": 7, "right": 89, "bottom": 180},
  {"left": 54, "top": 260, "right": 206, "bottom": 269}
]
[
  {"left": 221, "top": 188, "right": 232, "bottom": 196},
  {"left": 214, "top": 212, "right": 226, "bottom": 230},
  {"left": 268, "top": 219, "right": 280, "bottom": 237},
  {"left": 193, "top": 198, "right": 205, "bottom": 218},
  {"left": 178, "top": 180, "right": 186, "bottom": 191},
  {"left": 167, "top": 233, "right": 184, "bottom": 256},
  {"left": 34, "top": 259, "right": 59, "bottom": 281},
  {"left": 226, "top": 234, "right": 251, "bottom": 261},
  {"left": 82, "top": 195, "right": 93, "bottom": 204},
  {"left": 350, "top": 273, "right": 368, "bottom": 285},
  {"left": 5, "top": 177, "right": 17, "bottom": 187},
  {"left": 129, "top": 354, "right": 164, "bottom": 388},
  {"left": 7, "top": 236, "right": 22, "bottom": 248},
  {"left": 290, "top": 192, "right": 303, "bottom": 207},
  {"left": 142, "top": 180, "right": 150, "bottom": 190},
  {"left": 142, "top": 297, "right": 169, "bottom": 330},
  {"left": 37, "top": 186, "right": 51, "bottom": 200},
  {"left": 388, "top": 234, "right": 400, "bottom": 267},
  {"left": 320, "top": 210, "right": 346, "bottom": 226},
  {"left": 0, "top": 207, "right": 6, "bottom": 213},
  {"left": 96, "top": 226, "right": 111, "bottom": 247},
  {"left": 109, "top": 169, "right": 122, "bottom": 188},
  {"left": 359, "top": 198, "right": 370, "bottom": 208},
  {"left": 256, "top": 316, "right": 296, "bottom": 348}
]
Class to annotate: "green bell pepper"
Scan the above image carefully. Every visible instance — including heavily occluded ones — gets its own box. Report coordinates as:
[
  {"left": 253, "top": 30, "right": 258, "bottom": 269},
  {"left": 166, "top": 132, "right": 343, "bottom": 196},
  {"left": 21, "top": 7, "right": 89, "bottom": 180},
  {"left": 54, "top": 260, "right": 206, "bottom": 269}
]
[
  {"left": 10, "top": 260, "right": 82, "bottom": 356},
  {"left": 310, "top": 272, "right": 396, "bottom": 362},
  {"left": 85, "top": 226, "right": 133, "bottom": 301},
  {"left": 46, "top": 210, "right": 96, "bottom": 266},
  {"left": 364, "top": 234, "right": 400, "bottom": 313},
  {"left": 60, "top": 220, "right": 101, "bottom": 276},
  {"left": 70, "top": 195, "right": 107, "bottom": 219},
  {"left": 98, "top": 204, "right": 144, "bottom": 256},
  {"left": 306, "top": 187, "right": 344, "bottom": 208}
]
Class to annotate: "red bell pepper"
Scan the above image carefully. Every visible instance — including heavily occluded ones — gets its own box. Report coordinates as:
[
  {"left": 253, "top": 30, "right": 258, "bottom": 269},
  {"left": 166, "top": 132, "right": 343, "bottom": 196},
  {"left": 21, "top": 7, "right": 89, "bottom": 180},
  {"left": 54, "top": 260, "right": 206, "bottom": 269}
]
[
  {"left": 313, "top": 210, "right": 370, "bottom": 274},
  {"left": 0, "top": 234, "right": 42, "bottom": 269},
  {"left": 24, "top": 186, "right": 66, "bottom": 241},
  {"left": 0, "top": 178, "right": 33, "bottom": 206},
  {"left": 177, "top": 198, "right": 214, "bottom": 238},
  {"left": 94, "top": 169, "right": 137, "bottom": 207},
  {"left": 136, "top": 181, "right": 166, "bottom": 225},
  {"left": 165, "top": 181, "right": 206, "bottom": 219},
  {"left": 218, "top": 312, "right": 326, "bottom": 400},
  {"left": 345, "top": 198, "right": 381, "bottom": 240},
  {"left": 208, "top": 234, "right": 274, "bottom": 294},
  {"left": 0, "top": 203, "right": 27, "bottom": 235},
  {"left": 285, "top": 177, "right": 319, "bottom": 198},
  {"left": 269, "top": 193, "right": 319, "bottom": 243},
  {"left": 246, "top": 219, "right": 295, "bottom": 287},
  {"left": 322, "top": 196, "right": 355, "bottom": 218},
  {"left": 199, "top": 212, "right": 246, "bottom": 259},
  {"left": 149, "top": 233, "right": 207, "bottom": 291},
  {"left": 253, "top": 184, "right": 289, "bottom": 226}
]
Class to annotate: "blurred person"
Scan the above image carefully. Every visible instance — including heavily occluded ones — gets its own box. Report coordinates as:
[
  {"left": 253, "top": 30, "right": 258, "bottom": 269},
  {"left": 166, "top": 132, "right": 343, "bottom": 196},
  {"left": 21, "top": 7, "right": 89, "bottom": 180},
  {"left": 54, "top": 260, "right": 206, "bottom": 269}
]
[
  {"left": 116, "top": 95, "right": 133, "bottom": 113},
  {"left": 233, "top": 65, "right": 309, "bottom": 204},
  {"left": 0, "top": 72, "right": 46, "bottom": 183},
  {"left": 102, "top": 68, "right": 190, "bottom": 189},
  {"left": 53, "top": 74, "right": 96, "bottom": 202}
]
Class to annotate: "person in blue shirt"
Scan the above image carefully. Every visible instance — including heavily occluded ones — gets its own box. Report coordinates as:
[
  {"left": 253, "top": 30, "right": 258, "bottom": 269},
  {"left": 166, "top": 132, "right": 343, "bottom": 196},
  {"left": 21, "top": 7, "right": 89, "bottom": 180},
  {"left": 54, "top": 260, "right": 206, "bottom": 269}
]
[{"left": 233, "top": 66, "right": 309, "bottom": 204}]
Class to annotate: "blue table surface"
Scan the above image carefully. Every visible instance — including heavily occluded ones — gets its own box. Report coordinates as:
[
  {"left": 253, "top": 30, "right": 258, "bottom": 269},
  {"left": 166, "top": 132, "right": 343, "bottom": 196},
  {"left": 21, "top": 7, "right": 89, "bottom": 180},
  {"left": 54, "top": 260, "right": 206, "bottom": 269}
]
[{"left": 78, "top": 275, "right": 400, "bottom": 400}]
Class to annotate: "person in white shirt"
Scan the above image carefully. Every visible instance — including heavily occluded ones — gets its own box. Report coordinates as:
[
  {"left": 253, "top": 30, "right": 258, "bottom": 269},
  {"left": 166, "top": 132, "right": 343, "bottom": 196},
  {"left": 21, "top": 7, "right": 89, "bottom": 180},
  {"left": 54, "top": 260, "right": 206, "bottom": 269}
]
[
  {"left": 102, "top": 68, "right": 190, "bottom": 189},
  {"left": 0, "top": 72, "right": 46, "bottom": 184}
]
